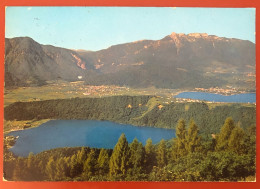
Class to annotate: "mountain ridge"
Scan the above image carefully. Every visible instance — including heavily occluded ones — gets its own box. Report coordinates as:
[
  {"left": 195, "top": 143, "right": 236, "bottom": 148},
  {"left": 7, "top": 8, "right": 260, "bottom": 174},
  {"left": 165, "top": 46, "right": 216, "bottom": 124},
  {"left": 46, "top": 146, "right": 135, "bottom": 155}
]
[{"left": 4, "top": 32, "right": 255, "bottom": 89}]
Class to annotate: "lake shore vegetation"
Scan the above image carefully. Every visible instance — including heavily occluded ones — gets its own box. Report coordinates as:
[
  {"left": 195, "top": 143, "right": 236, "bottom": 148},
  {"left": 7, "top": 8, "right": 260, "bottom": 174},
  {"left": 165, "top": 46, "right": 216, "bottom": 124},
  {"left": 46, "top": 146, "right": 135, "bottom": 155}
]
[
  {"left": 3, "top": 117, "right": 256, "bottom": 181},
  {"left": 4, "top": 96, "right": 255, "bottom": 134}
]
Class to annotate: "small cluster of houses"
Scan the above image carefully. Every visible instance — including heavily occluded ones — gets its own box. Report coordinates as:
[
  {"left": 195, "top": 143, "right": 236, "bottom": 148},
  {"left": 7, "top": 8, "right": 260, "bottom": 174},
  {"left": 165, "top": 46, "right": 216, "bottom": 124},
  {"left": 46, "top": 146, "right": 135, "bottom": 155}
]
[
  {"left": 175, "top": 98, "right": 203, "bottom": 103},
  {"left": 82, "top": 85, "right": 128, "bottom": 96},
  {"left": 194, "top": 87, "right": 238, "bottom": 95}
]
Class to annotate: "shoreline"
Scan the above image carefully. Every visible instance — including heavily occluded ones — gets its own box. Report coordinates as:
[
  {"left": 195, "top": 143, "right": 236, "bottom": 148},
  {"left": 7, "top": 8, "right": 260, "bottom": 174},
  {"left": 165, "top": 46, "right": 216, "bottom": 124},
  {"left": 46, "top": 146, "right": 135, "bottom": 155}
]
[{"left": 4, "top": 119, "right": 51, "bottom": 135}]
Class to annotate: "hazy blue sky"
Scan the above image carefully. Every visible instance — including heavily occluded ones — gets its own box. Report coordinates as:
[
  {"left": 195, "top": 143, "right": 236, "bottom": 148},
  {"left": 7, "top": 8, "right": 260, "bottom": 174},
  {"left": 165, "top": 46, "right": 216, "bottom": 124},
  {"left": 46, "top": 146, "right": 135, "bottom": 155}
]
[{"left": 5, "top": 7, "right": 255, "bottom": 51}]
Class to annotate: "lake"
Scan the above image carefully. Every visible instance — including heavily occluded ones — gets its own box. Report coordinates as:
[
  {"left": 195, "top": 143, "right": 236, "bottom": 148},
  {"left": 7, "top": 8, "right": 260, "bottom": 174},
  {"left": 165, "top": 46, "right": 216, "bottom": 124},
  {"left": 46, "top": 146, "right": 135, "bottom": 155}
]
[
  {"left": 175, "top": 92, "right": 256, "bottom": 103},
  {"left": 7, "top": 120, "right": 175, "bottom": 157}
]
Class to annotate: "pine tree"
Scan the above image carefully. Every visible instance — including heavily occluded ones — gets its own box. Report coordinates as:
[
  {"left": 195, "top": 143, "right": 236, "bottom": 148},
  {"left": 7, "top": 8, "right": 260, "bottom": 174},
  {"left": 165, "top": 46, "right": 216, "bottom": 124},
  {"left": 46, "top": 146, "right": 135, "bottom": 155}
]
[
  {"left": 129, "top": 138, "right": 145, "bottom": 175},
  {"left": 228, "top": 126, "right": 246, "bottom": 154},
  {"left": 109, "top": 133, "right": 129, "bottom": 178},
  {"left": 156, "top": 139, "right": 167, "bottom": 168},
  {"left": 135, "top": 142, "right": 145, "bottom": 172},
  {"left": 63, "top": 157, "right": 72, "bottom": 178},
  {"left": 45, "top": 156, "right": 56, "bottom": 181},
  {"left": 245, "top": 125, "right": 256, "bottom": 156},
  {"left": 82, "top": 149, "right": 96, "bottom": 179},
  {"left": 97, "top": 148, "right": 110, "bottom": 175},
  {"left": 13, "top": 157, "right": 26, "bottom": 181},
  {"left": 55, "top": 157, "right": 67, "bottom": 180},
  {"left": 172, "top": 119, "right": 187, "bottom": 159},
  {"left": 185, "top": 119, "right": 201, "bottom": 153},
  {"left": 37, "top": 160, "right": 45, "bottom": 180},
  {"left": 27, "top": 152, "right": 34, "bottom": 169},
  {"left": 26, "top": 152, "right": 35, "bottom": 180},
  {"left": 70, "top": 154, "right": 82, "bottom": 178},
  {"left": 144, "top": 138, "right": 156, "bottom": 173},
  {"left": 216, "top": 117, "right": 235, "bottom": 151},
  {"left": 69, "top": 147, "right": 86, "bottom": 178},
  {"left": 129, "top": 138, "right": 139, "bottom": 167},
  {"left": 76, "top": 147, "right": 86, "bottom": 164}
]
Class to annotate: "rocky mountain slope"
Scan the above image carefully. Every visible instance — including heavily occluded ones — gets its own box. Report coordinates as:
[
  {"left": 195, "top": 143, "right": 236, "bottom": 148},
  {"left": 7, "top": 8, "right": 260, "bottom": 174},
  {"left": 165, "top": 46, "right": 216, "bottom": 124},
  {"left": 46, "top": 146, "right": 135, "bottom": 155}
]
[{"left": 5, "top": 33, "right": 255, "bottom": 89}]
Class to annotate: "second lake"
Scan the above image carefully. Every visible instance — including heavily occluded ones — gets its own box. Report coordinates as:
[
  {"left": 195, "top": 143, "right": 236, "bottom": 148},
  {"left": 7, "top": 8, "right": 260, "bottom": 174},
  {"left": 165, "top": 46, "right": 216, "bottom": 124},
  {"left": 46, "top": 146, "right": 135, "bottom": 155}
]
[{"left": 7, "top": 120, "right": 176, "bottom": 157}]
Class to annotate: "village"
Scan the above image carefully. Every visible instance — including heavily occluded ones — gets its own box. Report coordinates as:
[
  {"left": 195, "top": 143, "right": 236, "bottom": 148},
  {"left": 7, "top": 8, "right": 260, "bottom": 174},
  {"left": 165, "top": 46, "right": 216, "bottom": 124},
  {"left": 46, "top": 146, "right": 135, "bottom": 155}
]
[
  {"left": 48, "top": 81, "right": 132, "bottom": 97},
  {"left": 81, "top": 85, "right": 128, "bottom": 97},
  {"left": 194, "top": 86, "right": 239, "bottom": 95},
  {"left": 4, "top": 79, "right": 255, "bottom": 108}
]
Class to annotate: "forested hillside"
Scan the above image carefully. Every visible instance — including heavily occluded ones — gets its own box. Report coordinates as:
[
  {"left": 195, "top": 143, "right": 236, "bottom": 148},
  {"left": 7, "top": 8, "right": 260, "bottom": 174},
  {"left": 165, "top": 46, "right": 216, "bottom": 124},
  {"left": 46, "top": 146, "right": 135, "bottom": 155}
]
[{"left": 4, "top": 96, "right": 256, "bottom": 134}]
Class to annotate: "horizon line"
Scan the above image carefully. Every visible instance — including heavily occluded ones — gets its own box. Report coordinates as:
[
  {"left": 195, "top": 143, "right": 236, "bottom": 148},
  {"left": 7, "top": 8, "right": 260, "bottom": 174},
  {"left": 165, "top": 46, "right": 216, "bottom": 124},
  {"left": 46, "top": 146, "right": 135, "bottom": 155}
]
[{"left": 5, "top": 32, "right": 255, "bottom": 51}]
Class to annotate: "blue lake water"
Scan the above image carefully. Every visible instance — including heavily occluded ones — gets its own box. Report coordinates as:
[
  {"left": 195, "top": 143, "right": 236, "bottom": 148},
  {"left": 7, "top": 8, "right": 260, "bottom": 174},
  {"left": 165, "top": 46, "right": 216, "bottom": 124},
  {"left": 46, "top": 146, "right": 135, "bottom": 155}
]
[
  {"left": 175, "top": 92, "right": 256, "bottom": 103},
  {"left": 7, "top": 120, "right": 175, "bottom": 157}
]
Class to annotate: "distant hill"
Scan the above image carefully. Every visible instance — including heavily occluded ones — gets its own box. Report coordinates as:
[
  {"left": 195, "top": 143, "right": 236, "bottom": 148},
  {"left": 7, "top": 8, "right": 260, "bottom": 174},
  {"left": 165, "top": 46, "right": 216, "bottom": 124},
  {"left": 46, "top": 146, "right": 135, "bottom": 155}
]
[
  {"left": 5, "top": 33, "right": 255, "bottom": 89},
  {"left": 4, "top": 37, "right": 97, "bottom": 87}
]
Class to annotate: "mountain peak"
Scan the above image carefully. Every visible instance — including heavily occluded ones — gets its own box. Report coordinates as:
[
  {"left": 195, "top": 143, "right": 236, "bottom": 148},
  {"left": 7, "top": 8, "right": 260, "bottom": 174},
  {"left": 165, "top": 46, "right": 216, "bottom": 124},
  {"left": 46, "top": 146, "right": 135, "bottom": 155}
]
[
  {"left": 169, "top": 32, "right": 209, "bottom": 41},
  {"left": 170, "top": 32, "right": 185, "bottom": 38},
  {"left": 188, "top": 33, "right": 208, "bottom": 38}
]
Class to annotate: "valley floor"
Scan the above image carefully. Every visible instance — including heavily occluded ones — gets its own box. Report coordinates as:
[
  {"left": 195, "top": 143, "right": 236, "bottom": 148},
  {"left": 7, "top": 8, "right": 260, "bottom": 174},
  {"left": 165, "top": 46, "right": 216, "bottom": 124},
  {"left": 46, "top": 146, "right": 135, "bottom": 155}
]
[{"left": 4, "top": 81, "right": 180, "bottom": 107}]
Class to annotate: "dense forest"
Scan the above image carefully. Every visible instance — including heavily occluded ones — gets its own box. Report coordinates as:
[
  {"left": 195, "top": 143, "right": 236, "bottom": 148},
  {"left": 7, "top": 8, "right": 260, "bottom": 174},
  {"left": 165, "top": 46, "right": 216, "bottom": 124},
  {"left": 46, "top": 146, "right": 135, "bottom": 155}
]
[
  {"left": 4, "top": 118, "right": 256, "bottom": 181},
  {"left": 4, "top": 96, "right": 256, "bottom": 134}
]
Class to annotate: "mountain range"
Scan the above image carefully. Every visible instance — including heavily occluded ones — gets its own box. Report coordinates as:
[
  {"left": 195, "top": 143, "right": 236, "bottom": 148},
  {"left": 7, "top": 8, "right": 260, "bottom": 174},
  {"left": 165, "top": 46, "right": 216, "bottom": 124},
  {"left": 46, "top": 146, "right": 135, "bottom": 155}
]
[{"left": 4, "top": 32, "right": 255, "bottom": 89}]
